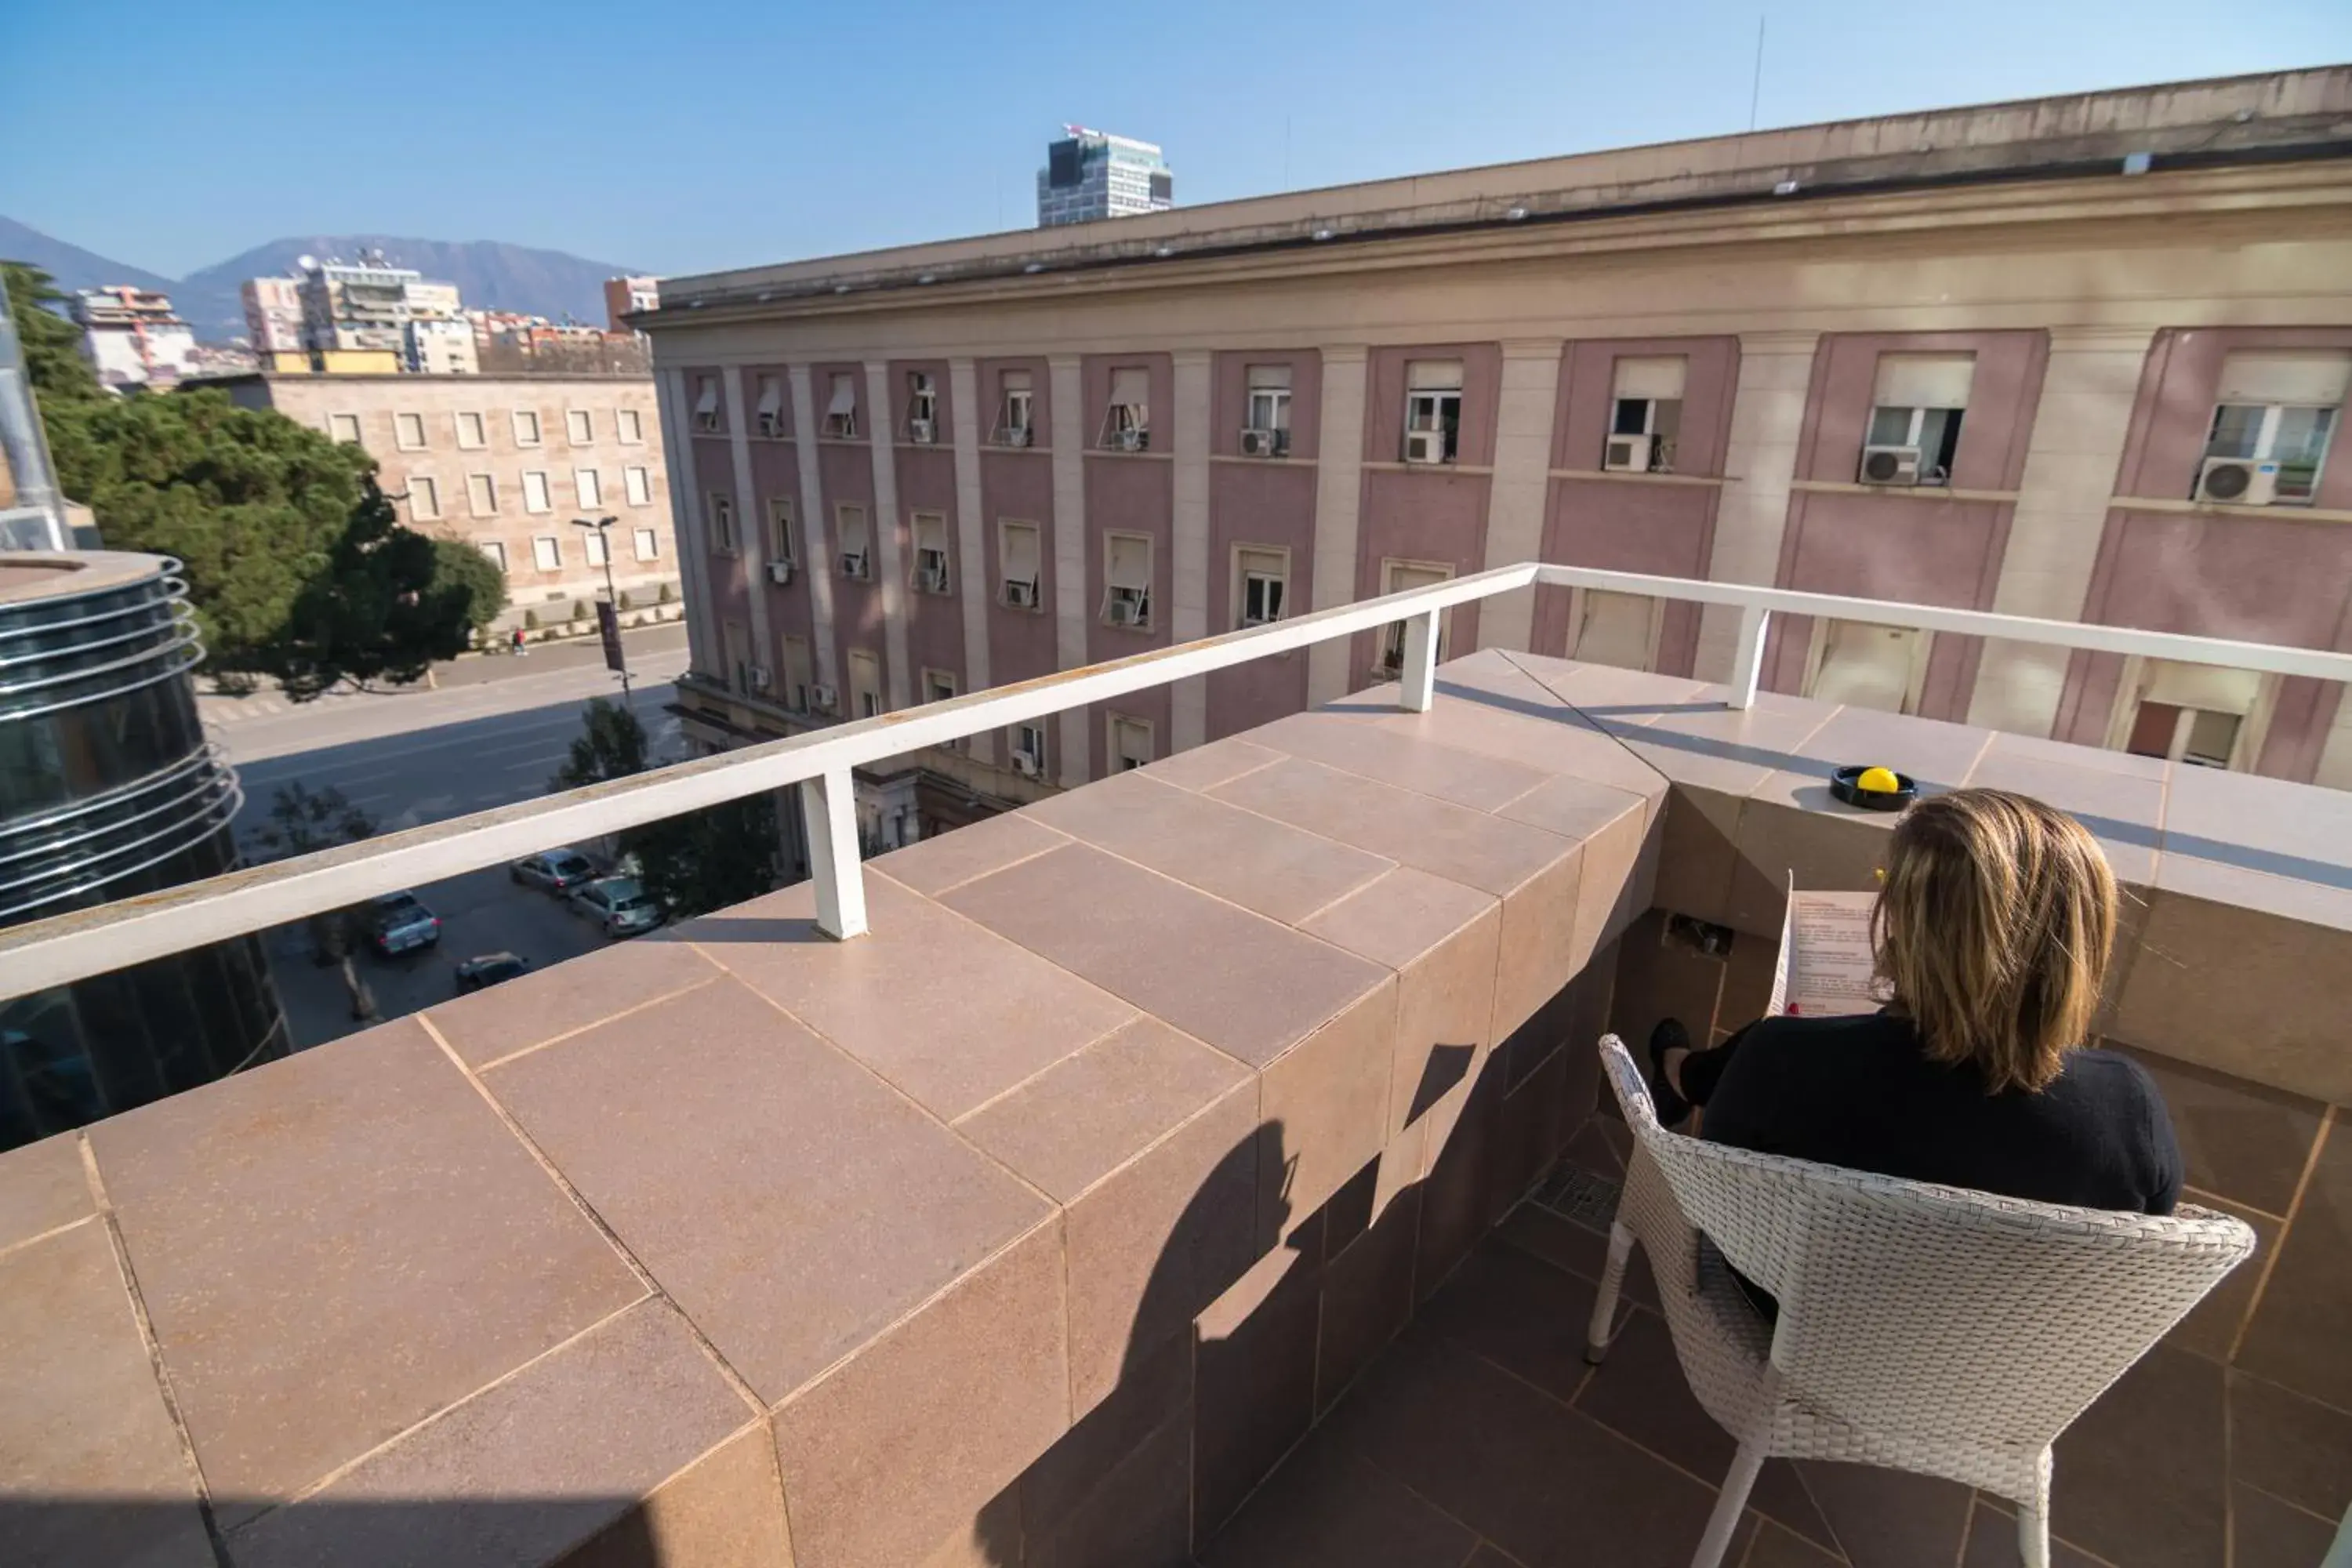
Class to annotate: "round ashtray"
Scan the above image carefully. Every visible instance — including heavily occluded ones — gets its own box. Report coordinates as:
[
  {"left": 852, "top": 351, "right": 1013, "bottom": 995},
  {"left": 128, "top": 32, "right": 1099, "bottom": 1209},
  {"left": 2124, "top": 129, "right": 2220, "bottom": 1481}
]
[{"left": 1830, "top": 764, "right": 1918, "bottom": 811}]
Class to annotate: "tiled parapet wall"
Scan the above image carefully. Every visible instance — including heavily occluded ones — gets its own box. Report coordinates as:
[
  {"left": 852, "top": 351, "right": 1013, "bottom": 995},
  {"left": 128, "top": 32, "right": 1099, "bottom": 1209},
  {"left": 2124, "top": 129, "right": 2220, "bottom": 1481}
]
[{"left": 2, "top": 648, "right": 2345, "bottom": 1568}]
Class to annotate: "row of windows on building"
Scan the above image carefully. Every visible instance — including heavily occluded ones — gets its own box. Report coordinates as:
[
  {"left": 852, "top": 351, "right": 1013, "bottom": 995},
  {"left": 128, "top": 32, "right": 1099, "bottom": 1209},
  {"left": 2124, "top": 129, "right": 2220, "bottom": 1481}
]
[
  {"left": 688, "top": 348, "right": 2346, "bottom": 502},
  {"left": 403, "top": 465, "right": 658, "bottom": 524},
  {"left": 706, "top": 492, "right": 1304, "bottom": 634},
  {"left": 477, "top": 524, "right": 665, "bottom": 576},
  {"left": 330, "top": 405, "right": 648, "bottom": 452}
]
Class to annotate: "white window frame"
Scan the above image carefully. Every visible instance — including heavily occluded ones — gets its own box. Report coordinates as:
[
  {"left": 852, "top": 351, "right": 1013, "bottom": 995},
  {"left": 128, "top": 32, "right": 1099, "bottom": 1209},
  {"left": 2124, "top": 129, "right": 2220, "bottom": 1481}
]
[
  {"left": 1864, "top": 405, "right": 1964, "bottom": 483},
  {"left": 1108, "top": 712, "right": 1154, "bottom": 772},
  {"left": 767, "top": 498, "right": 797, "bottom": 568},
  {"left": 906, "top": 372, "right": 938, "bottom": 440},
  {"left": 2106, "top": 656, "right": 2276, "bottom": 771},
  {"left": 329, "top": 412, "right": 362, "bottom": 445},
  {"left": 512, "top": 408, "right": 543, "bottom": 448},
  {"left": 575, "top": 468, "right": 602, "bottom": 509},
  {"left": 1011, "top": 721, "right": 1047, "bottom": 773},
  {"left": 848, "top": 648, "right": 884, "bottom": 718},
  {"left": 708, "top": 492, "right": 738, "bottom": 554},
  {"left": 2200, "top": 402, "right": 2339, "bottom": 505},
  {"left": 632, "top": 526, "right": 659, "bottom": 561},
  {"left": 394, "top": 411, "right": 426, "bottom": 451},
  {"left": 781, "top": 635, "right": 814, "bottom": 711},
  {"left": 1244, "top": 365, "right": 1293, "bottom": 451},
  {"left": 1377, "top": 559, "right": 1454, "bottom": 672},
  {"left": 1403, "top": 361, "right": 1463, "bottom": 463},
  {"left": 466, "top": 473, "right": 498, "bottom": 517},
  {"left": 755, "top": 376, "right": 787, "bottom": 439},
  {"left": 835, "top": 503, "right": 871, "bottom": 579},
  {"left": 532, "top": 535, "right": 562, "bottom": 572},
  {"left": 1234, "top": 544, "right": 1290, "bottom": 628},
  {"left": 455, "top": 410, "right": 487, "bottom": 449},
  {"left": 996, "top": 371, "right": 1035, "bottom": 446},
  {"left": 822, "top": 373, "right": 859, "bottom": 439},
  {"left": 624, "top": 466, "right": 652, "bottom": 506},
  {"left": 1102, "top": 531, "right": 1153, "bottom": 629},
  {"left": 565, "top": 408, "right": 594, "bottom": 446},
  {"left": 478, "top": 540, "right": 506, "bottom": 573},
  {"left": 583, "top": 528, "right": 608, "bottom": 568},
  {"left": 999, "top": 520, "right": 1043, "bottom": 609},
  {"left": 1803, "top": 619, "right": 1933, "bottom": 716},
  {"left": 910, "top": 511, "right": 951, "bottom": 593},
  {"left": 522, "top": 470, "right": 553, "bottom": 515},
  {"left": 617, "top": 407, "right": 644, "bottom": 445},
  {"left": 406, "top": 474, "right": 441, "bottom": 521},
  {"left": 693, "top": 376, "right": 722, "bottom": 434},
  {"left": 1566, "top": 589, "right": 1664, "bottom": 671},
  {"left": 1100, "top": 368, "right": 1150, "bottom": 449}
]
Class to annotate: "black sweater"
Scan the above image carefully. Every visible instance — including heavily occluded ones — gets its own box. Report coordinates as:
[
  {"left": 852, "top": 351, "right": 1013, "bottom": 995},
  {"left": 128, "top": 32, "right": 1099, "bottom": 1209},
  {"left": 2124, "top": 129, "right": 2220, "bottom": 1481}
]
[{"left": 1700, "top": 1011, "right": 2183, "bottom": 1218}]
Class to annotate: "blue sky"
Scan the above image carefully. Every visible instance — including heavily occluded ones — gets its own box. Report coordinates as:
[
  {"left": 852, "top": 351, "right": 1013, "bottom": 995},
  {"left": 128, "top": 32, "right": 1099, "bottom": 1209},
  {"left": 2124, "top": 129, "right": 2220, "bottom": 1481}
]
[{"left": 9, "top": 0, "right": 2350, "bottom": 279}]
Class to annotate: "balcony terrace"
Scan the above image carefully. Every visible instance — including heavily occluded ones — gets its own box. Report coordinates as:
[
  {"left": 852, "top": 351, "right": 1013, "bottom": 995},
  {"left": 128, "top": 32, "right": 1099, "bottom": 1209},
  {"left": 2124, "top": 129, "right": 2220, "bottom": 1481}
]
[{"left": 2, "top": 641, "right": 2347, "bottom": 1568}]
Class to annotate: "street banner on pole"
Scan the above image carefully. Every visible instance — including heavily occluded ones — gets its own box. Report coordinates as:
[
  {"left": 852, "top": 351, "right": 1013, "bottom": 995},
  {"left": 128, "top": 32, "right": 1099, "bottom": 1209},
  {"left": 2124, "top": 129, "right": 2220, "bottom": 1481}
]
[{"left": 596, "top": 600, "right": 626, "bottom": 673}]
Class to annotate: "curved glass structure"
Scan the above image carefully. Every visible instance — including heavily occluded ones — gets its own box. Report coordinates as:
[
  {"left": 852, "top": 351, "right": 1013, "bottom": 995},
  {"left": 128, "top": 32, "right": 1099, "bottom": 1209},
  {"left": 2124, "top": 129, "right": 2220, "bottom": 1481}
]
[{"left": 0, "top": 552, "right": 287, "bottom": 1149}]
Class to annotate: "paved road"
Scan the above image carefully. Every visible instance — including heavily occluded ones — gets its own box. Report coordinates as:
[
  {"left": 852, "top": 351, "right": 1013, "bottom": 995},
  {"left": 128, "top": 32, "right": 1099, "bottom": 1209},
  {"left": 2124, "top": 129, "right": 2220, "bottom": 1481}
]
[{"left": 220, "top": 625, "right": 693, "bottom": 1048}]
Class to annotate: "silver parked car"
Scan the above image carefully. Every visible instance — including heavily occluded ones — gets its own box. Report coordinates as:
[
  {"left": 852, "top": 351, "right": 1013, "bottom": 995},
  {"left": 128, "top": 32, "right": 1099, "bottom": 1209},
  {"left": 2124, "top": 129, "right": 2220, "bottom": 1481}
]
[
  {"left": 510, "top": 847, "right": 598, "bottom": 894},
  {"left": 365, "top": 891, "right": 441, "bottom": 956},
  {"left": 572, "top": 877, "right": 663, "bottom": 938}
]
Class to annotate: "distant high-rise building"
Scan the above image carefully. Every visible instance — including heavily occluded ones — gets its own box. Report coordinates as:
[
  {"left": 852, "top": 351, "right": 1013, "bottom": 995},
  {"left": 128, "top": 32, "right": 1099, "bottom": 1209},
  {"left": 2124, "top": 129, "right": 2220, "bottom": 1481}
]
[
  {"left": 240, "top": 276, "right": 305, "bottom": 354},
  {"left": 604, "top": 275, "right": 659, "bottom": 332},
  {"left": 294, "top": 252, "right": 477, "bottom": 375},
  {"left": 71, "top": 287, "right": 198, "bottom": 390},
  {"left": 1036, "top": 125, "right": 1173, "bottom": 227}
]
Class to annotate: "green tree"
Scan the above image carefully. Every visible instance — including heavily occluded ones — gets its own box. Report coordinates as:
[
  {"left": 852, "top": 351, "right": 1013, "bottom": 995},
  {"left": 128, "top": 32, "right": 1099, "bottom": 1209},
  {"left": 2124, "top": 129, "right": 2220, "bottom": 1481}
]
[
  {"left": 271, "top": 475, "right": 489, "bottom": 699},
  {"left": 550, "top": 699, "right": 782, "bottom": 918},
  {"left": 247, "top": 782, "right": 378, "bottom": 964},
  {"left": 430, "top": 536, "right": 509, "bottom": 637},
  {"left": 2, "top": 262, "right": 101, "bottom": 405}
]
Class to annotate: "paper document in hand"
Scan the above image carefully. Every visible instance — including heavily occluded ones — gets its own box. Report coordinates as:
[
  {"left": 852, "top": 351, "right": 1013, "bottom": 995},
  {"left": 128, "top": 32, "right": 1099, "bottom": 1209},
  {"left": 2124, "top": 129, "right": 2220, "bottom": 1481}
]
[{"left": 1769, "top": 880, "right": 1889, "bottom": 1018}]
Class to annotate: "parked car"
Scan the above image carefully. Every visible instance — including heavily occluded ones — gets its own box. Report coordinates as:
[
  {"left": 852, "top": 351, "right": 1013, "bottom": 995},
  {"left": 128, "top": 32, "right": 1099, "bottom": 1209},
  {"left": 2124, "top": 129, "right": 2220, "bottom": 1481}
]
[
  {"left": 510, "top": 848, "right": 598, "bottom": 894},
  {"left": 366, "top": 892, "right": 441, "bottom": 956},
  {"left": 572, "top": 877, "right": 664, "bottom": 938},
  {"left": 454, "top": 953, "right": 530, "bottom": 993}
]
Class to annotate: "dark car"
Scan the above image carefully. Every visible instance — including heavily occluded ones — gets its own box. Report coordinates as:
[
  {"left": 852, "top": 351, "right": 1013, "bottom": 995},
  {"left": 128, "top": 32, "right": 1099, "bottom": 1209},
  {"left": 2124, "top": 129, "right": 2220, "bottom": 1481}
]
[
  {"left": 454, "top": 953, "right": 529, "bottom": 993},
  {"left": 510, "top": 848, "right": 598, "bottom": 894},
  {"left": 366, "top": 891, "right": 441, "bottom": 956}
]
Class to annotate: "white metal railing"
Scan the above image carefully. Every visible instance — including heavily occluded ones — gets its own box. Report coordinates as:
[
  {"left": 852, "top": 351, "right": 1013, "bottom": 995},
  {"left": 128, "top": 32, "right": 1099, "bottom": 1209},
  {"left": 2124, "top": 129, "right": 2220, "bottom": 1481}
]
[{"left": 5, "top": 561, "right": 2350, "bottom": 1000}]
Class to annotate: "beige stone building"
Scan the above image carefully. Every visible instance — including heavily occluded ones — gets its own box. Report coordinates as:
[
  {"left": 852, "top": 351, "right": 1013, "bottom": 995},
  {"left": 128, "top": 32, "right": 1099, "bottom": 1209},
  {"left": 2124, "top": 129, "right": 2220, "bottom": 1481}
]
[{"left": 214, "top": 372, "right": 678, "bottom": 623}]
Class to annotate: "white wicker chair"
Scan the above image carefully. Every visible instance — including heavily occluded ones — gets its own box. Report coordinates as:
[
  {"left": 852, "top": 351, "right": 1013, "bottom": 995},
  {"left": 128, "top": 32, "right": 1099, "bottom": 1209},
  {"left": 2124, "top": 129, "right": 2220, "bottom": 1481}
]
[{"left": 1582, "top": 1033, "right": 2256, "bottom": 1568}]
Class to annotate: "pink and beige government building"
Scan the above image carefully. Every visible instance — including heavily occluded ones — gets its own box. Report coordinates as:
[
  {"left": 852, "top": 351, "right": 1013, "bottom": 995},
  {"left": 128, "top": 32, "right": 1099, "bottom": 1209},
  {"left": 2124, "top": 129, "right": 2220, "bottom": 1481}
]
[{"left": 642, "top": 67, "right": 2352, "bottom": 828}]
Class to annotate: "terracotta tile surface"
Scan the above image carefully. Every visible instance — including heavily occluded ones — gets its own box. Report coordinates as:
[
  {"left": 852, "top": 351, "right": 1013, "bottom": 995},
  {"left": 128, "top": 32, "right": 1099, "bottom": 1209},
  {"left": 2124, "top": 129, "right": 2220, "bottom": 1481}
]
[
  {"left": 1314, "top": 1185, "right": 1421, "bottom": 1414},
  {"left": 2229, "top": 1485, "right": 2342, "bottom": 1568},
  {"left": 1212, "top": 756, "right": 1577, "bottom": 898},
  {"left": 1600, "top": 688, "right": 1838, "bottom": 798},
  {"left": 1744, "top": 1521, "right": 1845, "bottom": 1566},
  {"left": 1761, "top": 702, "right": 1995, "bottom": 796},
  {"left": 2153, "top": 851, "right": 2352, "bottom": 935},
  {"left": 2114, "top": 1046, "right": 2325, "bottom": 1216},
  {"left": 1257, "top": 980, "right": 1398, "bottom": 1236},
  {"left": 702, "top": 874, "right": 1136, "bottom": 1121},
  {"left": 873, "top": 810, "right": 1071, "bottom": 897},
  {"left": 227, "top": 1301, "right": 748, "bottom": 1568},
  {"left": 0, "top": 1220, "right": 212, "bottom": 1568},
  {"left": 1977, "top": 727, "right": 2169, "bottom": 779},
  {"left": 2115, "top": 891, "right": 2352, "bottom": 1105},
  {"left": 1381, "top": 667, "right": 1675, "bottom": 803},
  {"left": 953, "top": 1016, "right": 1251, "bottom": 1200},
  {"left": 2163, "top": 1195, "right": 2274, "bottom": 1360},
  {"left": 1417, "top": 1238, "right": 1603, "bottom": 1404},
  {"left": 2161, "top": 761, "right": 2352, "bottom": 895},
  {"left": 1301, "top": 864, "right": 1497, "bottom": 973},
  {"left": 1023, "top": 1414, "right": 1190, "bottom": 1568},
  {"left": 1023, "top": 768, "right": 1392, "bottom": 924},
  {"left": 0, "top": 1131, "right": 93, "bottom": 1251},
  {"left": 1960, "top": 1501, "right": 2107, "bottom": 1567},
  {"left": 552, "top": 1423, "right": 791, "bottom": 1568},
  {"left": 1321, "top": 1328, "right": 1719, "bottom": 1568},
  {"left": 1019, "top": 1328, "right": 1191, "bottom": 1538},
  {"left": 2234, "top": 1116, "right": 2352, "bottom": 1411},
  {"left": 2049, "top": 1341, "right": 2227, "bottom": 1568},
  {"left": 427, "top": 935, "right": 722, "bottom": 1067},
  {"left": 1248, "top": 707, "right": 1553, "bottom": 811},
  {"left": 1198, "top": 1436, "right": 1478, "bottom": 1568},
  {"left": 1497, "top": 768, "right": 1654, "bottom": 843},
  {"left": 1139, "top": 735, "right": 1284, "bottom": 793},
  {"left": 1791, "top": 1458, "right": 1973, "bottom": 1567},
  {"left": 89, "top": 1018, "right": 641, "bottom": 1526},
  {"left": 943, "top": 843, "right": 1388, "bottom": 1069},
  {"left": 486, "top": 975, "right": 1050, "bottom": 1406},
  {"left": 771, "top": 1220, "right": 1067, "bottom": 1568},
  {"left": 1962, "top": 746, "right": 2163, "bottom": 885},
  {"left": 1505, "top": 649, "right": 1712, "bottom": 718},
  {"left": 2229, "top": 1368, "right": 2352, "bottom": 1522},
  {"left": 1194, "top": 1211, "right": 1324, "bottom": 1540}
]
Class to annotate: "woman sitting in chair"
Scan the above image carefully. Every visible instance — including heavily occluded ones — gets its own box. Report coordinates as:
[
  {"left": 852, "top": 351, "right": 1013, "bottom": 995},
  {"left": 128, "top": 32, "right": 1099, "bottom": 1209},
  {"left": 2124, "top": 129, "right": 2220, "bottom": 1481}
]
[{"left": 1650, "top": 787, "right": 2182, "bottom": 1219}]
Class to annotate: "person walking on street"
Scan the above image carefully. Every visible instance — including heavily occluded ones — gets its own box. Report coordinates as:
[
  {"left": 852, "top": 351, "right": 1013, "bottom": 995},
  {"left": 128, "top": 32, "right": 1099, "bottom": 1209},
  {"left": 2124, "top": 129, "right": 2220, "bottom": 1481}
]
[{"left": 511, "top": 626, "right": 527, "bottom": 657}]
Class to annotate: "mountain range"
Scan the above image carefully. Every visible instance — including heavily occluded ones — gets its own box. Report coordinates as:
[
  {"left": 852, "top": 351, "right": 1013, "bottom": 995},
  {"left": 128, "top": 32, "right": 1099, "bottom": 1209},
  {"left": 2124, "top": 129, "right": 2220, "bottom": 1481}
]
[{"left": 0, "top": 216, "right": 639, "bottom": 342}]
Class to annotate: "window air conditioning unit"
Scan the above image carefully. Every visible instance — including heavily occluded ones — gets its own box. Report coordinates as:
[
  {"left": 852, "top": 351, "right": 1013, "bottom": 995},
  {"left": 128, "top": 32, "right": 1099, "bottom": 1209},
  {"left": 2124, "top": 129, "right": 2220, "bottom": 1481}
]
[
  {"left": 1108, "top": 597, "right": 1142, "bottom": 627},
  {"left": 757, "top": 412, "right": 784, "bottom": 438},
  {"left": 2195, "top": 455, "right": 2277, "bottom": 506},
  {"left": 1403, "top": 430, "right": 1446, "bottom": 466},
  {"left": 1858, "top": 445, "right": 1922, "bottom": 486},
  {"left": 908, "top": 418, "right": 936, "bottom": 445},
  {"left": 1602, "top": 434, "right": 1653, "bottom": 474},
  {"left": 839, "top": 551, "right": 868, "bottom": 579},
  {"left": 748, "top": 666, "right": 772, "bottom": 692},
  {"left": 1004, "top": 579, "right": 1039, "bottom": 608},
  {"left": 766, "top": 560, "right": 794, "bottom": 585},
  {"left": 1011, "top": 752, "right": 1042, "bottom": 779},
  {"left": 1240, "top": 427, "right": 1280, "bottom": 458},
  {"left": 695, "top": 412, "right": 720, "bottom": 434},
  {"left": 811, "top": 684, "right": 839, "bottom": 714},
  {"left": 1114, "top": 427, "right": 1145, "bottom": 452},
  {"left": 1000, "top": 426, "right": 1032, "bottom": 448},
  {"left": 916, "top": 565, "right": 947, "bottom": 593}
]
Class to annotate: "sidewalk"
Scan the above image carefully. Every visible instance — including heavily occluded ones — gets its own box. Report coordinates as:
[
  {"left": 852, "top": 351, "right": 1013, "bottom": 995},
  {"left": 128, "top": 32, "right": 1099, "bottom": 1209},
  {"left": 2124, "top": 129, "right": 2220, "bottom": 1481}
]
[{"left": 198, "top": 621, "right": 690, "bottom": 727}]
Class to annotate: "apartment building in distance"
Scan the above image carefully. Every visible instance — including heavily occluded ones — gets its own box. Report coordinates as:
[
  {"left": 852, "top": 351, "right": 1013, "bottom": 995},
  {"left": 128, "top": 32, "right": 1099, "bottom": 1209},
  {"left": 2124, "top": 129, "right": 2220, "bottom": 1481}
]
[
  {"left": 213, "top": 372, "right": 677, "bottom": 623},
  {"left": 71, "top": 286, "right": 198, "bottom": 389},
  {"left": 1037, "top": 125, "right": 1174, "bottom": 225},
  {"left": 606, "top": 274, "right": 659, "bottom": 331},
  {"left": 641, "top": 67, "right": 2352, "bottom": 839},
  {"left": 294, "top": 252, "right": 481, "bottom": 375},
  {"left": 240, "top": 275, "right": 304, "bottom": 354}
]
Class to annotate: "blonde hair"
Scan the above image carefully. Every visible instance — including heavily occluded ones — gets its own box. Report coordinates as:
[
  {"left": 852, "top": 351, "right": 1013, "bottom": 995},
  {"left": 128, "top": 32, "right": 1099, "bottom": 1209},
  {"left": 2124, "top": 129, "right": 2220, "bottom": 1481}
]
[{"left": 1871, "top": 789, "right": 2117, "bottom": 1094}]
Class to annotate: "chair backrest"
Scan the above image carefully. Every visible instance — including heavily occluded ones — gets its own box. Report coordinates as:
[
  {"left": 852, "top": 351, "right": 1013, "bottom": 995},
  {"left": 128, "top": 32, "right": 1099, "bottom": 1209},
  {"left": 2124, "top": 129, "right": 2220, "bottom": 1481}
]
[{"left": 1596, "top": 1035, "right": 2256, "bottom": 1450}]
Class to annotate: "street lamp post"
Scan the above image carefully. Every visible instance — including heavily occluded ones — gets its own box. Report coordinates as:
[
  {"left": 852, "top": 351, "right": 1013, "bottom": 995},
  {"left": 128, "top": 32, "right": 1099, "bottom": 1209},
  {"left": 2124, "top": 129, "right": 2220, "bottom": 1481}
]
[{"left": 572, "top": 514, "right": 630, "bottom": 707}]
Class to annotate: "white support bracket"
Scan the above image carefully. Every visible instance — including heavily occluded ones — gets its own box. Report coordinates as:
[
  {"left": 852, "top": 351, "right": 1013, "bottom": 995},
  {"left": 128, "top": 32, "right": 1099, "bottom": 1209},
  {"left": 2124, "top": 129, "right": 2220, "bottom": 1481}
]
[
  {"left": 801, "top": 768, "right": 866, "bottom": 940},
  {"left": 1400, "top": 609, "right": 1440, "bottom": 712},
  {"left": 1727, "top": 604, "right": 1771, "bottom": 712}
]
